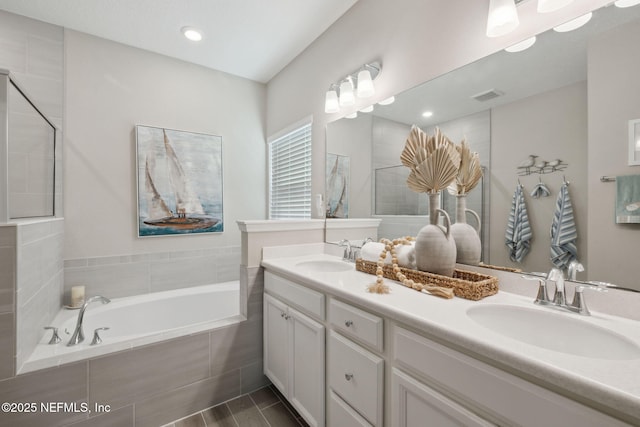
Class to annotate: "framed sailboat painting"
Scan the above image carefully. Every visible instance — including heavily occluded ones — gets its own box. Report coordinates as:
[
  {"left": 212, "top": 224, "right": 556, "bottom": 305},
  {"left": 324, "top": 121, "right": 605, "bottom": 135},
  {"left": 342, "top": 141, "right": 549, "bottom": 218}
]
[{"left": 135, "top": 125, "right": 223, "bottom": 237}]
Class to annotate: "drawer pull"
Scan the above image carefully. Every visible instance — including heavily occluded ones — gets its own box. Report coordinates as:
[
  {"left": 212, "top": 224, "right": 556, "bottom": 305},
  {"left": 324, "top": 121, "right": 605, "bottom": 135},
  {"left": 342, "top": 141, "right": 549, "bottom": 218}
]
[
  {"left": 345, "top": 320, "right": 353, "bottom": 327},
  {"left": 344, "top": 373, "right": 354, "bottom": 381}
]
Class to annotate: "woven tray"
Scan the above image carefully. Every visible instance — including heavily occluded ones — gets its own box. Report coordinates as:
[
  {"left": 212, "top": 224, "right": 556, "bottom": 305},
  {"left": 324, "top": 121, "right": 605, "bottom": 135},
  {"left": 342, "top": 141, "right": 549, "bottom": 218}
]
[
  {"left": 355, "top": 259, "right": 498, "bottom": 301},
  {"left": 478, "top": 262, "right": 522, "bottom": 273}
]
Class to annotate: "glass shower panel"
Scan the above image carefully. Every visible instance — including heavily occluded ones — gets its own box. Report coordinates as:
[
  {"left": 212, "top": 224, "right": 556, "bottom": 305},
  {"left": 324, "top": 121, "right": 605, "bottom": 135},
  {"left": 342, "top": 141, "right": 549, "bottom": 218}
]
[{"left": 8, "top": 82, "right": 55, "bottom": 218}]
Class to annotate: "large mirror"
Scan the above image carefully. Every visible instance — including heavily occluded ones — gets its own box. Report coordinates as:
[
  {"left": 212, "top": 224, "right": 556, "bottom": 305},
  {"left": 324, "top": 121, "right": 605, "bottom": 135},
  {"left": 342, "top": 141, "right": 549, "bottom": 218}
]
[{"left": 326, "top": 4, "right": 640, "bottom": 289}]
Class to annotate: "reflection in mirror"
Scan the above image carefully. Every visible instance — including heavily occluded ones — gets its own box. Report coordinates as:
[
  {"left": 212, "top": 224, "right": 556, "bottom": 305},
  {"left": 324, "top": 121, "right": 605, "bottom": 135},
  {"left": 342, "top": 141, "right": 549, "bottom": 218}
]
[{"left": 325, "top": 4, "right": 640, "bottom": 289}]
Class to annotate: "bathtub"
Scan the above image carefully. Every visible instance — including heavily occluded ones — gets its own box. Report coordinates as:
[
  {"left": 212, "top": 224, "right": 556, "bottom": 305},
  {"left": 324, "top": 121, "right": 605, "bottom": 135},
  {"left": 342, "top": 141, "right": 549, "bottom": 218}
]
[{"left": 19, "top": 282, "right": 242, "bottom": 374}]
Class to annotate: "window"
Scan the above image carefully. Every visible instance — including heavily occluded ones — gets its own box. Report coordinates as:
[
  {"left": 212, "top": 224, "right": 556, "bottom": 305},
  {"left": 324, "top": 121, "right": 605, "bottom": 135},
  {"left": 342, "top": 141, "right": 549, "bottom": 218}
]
[{"left": 268, "top": 120, "right": 312, "bottom": 219}]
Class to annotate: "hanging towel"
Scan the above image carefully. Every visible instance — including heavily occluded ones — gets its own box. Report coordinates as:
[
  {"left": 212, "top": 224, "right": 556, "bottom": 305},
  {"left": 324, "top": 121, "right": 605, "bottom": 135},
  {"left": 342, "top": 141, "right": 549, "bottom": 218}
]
[
  {"left": 530, "top": 181, "right": 551, "bottom": 199},
  {"left": 505, "top": 184, "right": 532, "bottom": 263},
  {"left": 550, "top": 182, "right": 577, "bottom": 269},
  {"left": 615, "top": 175, "right": 640, "bottom": 224}
]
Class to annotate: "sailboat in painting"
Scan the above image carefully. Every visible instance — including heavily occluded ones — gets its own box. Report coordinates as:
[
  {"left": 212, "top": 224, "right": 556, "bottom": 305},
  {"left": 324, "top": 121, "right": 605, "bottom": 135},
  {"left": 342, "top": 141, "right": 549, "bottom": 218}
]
[{"left": 143, "top": 129, "right": 219, "bottom": 230}]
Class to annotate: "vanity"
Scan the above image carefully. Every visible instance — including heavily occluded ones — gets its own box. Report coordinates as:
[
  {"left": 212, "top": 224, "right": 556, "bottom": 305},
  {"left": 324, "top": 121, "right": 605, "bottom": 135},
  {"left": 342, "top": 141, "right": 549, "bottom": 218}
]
[{"left": 261, "top": 244, "right": 640, "bottom": 427}]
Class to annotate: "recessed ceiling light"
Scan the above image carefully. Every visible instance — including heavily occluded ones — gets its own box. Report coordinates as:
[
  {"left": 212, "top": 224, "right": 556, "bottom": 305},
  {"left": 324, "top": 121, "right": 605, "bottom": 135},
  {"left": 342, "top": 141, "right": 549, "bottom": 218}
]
[
  {"left": 181, "top": 27, "right": 203, "bottom": 42},
  {"left": 505, "top": 36, "right": 536, "bottom": 53},
  {"left": 553, "top": 12, "right": 592, "bottom": 33},
  {"left": 345, "top": 112, "right": 358, "bottom": 119},
  {"left": 422, "top": 111, "right": 433, "bottom": 118},
  {"left": 378, "top": 96, "right": 395, "bottom": 106}
]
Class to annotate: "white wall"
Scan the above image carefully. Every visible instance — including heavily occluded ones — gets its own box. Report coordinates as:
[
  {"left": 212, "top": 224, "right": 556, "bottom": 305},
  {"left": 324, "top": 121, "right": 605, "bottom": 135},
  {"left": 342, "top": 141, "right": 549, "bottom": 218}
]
[
  {"left": 266, "top": 0, "right": 609, "bottom": 211},
  {"left": 64, "top": 30, "right": 267, "bottom": 259},
  {"left": 587, "top": 20, "right": 640, "bottom": 288}
]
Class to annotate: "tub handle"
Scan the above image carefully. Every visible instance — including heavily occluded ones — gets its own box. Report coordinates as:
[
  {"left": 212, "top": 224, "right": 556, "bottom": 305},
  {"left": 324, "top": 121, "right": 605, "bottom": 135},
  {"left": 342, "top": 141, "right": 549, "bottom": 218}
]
[
  {"left": 90, "top": 327, "right": 110, "bottom": 346},
  {"left": 44, "top": 326, "right": 61, "bottom": 345}
]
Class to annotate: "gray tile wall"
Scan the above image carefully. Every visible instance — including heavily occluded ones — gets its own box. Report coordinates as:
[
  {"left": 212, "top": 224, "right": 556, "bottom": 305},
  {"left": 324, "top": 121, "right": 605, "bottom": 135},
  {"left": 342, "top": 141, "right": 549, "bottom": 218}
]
[
  {"left": 63, "top": 246, "right": 241, "bottom": 301},
  {"left": 15, "top": 219, "right": 64, "bottom": 371}
]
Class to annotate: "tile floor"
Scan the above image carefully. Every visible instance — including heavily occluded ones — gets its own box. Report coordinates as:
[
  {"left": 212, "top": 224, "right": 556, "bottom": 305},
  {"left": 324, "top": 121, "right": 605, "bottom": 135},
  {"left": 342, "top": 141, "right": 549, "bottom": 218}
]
[{"left": 163, "top": 384, "right": 310, "bottom": 427}]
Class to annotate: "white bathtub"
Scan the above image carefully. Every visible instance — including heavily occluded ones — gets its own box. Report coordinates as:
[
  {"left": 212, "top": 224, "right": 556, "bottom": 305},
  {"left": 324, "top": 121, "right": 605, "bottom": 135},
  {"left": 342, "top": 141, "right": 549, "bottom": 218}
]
[{"left": 20, "top": 282, "right": 242, "bottom": 374}]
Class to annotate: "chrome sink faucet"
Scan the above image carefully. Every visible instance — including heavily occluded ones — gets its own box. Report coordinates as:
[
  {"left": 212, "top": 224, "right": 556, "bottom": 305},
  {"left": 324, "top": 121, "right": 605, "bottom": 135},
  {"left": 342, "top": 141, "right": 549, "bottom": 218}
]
[
  {"left": 67, "top": 296, "right": 110, "bottom": 346},
  {"left": 567, "top": 260, "right": 584, "bottom": 281},
  {"left": 339, "top": 239, "right": 354, "bottom": 262}
]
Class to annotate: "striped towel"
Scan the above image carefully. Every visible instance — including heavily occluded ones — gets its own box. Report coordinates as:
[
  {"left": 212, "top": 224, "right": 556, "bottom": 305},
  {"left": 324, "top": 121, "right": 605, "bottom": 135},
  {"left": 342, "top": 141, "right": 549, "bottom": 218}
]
[
  {"left": 505, "top": 184, "right": 532, "bottom": 263},
  {"left": 550, "top": 182, "right": 577, "bottom": 269}
]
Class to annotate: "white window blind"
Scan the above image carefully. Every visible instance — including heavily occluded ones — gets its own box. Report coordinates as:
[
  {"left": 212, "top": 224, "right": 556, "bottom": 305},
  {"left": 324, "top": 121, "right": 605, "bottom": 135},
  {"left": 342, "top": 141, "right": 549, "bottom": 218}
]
[{"left": 269, "top": 122, "right": 312, "bottom": 219}]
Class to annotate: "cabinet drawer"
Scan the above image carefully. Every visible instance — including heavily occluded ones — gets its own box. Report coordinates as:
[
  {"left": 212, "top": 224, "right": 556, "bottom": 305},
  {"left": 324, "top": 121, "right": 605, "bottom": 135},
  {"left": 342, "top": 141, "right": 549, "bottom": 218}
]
[
  {"left": 393, "top": 326, "right": 632, "bottom": 427},
  {"left": 328, "top": 331, "right": 384, "bottom": 426},
  {"left": 329, "top": 390, "right": 373, "bottom": 427},
  {"left": 329, "top": 298, "right": 383, "bottom": 352},
  {"left": 265, "top": 271, "right": 325, "bottom": 320}
]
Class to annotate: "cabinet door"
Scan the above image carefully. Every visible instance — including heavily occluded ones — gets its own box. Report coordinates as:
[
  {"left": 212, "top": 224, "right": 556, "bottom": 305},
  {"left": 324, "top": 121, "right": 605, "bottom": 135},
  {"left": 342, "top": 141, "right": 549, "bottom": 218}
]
[
  {"left": 264, "top": 293, "right": 289, "bottom": 395},
  {"left": 290, "top": 307, "right": 325, "bottom": 427},
  {"left": 329, "top": 391, "right": 373, "bottom": 427},
  {"left": 392, "top": 368, "right": 495, "bottom": 427}
]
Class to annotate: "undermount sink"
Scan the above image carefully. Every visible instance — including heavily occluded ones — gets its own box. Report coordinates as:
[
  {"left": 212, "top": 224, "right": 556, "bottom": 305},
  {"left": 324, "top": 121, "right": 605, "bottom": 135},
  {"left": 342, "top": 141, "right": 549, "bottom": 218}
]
[
  {"left": 466, "top": 304, "right": 640, "bottom": 360},
  {"left": 295, "top": 259, "right": 353, "bottom": 273}
]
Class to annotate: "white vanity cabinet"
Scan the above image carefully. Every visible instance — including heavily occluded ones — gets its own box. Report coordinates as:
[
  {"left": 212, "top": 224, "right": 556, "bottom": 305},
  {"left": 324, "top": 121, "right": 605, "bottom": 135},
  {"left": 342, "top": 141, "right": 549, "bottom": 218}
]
[
  {"left": 327, "top": 298, "right": 385, "bottom": 427},
  {"left": 393, "top": 326, "right": 633, "bottom": 427},
  {"left": 263, "top": 272, "right": 325, "bottom": 427}
]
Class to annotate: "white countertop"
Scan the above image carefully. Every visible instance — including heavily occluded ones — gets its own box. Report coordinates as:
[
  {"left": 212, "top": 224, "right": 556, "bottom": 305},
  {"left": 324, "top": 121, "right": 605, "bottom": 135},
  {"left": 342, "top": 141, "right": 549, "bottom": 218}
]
[{"left": 261, "top": 244, "right": 640, "bottom": 425}]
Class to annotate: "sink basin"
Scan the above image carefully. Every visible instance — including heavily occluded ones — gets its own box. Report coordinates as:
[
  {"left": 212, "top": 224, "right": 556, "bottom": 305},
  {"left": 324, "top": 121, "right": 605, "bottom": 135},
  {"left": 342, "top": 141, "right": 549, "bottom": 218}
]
[
  {"left": 466, "top": 304, "right": 640, "bottom": 360},
  {"left": 295, "top": 259, "right": 353, "bottom": 273}
]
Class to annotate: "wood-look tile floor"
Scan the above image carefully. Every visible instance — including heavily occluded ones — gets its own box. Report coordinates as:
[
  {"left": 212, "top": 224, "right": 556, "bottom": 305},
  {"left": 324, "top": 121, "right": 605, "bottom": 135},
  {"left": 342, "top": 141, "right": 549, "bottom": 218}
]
[{"left": 163, "top": 385, "right": 311, "bottom": 427}]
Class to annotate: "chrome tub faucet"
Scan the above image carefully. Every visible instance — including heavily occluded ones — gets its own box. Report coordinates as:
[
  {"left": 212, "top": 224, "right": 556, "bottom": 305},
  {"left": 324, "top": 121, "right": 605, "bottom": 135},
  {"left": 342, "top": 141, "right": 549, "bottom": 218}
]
[{"left": 67, "top": 295, "right": 110, "bottom": 346}]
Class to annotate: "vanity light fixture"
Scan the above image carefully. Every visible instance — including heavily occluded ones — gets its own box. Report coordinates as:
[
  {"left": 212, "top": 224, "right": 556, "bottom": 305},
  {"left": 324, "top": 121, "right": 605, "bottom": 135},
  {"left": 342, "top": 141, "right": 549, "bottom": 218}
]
[
  {"left": 553, "top": 12, "right": 592, "bottom": 32},
  {"left": 324, "top": 86, "right": 340, "bottom": 113},
  {"left": 537, "top": 0, "right": 574, "bottom": 13},
  {"left": 614, "top": 0, "right": 640, "bottom": 7},
  {"left": 378, "top": 96, "right": 395, "bottom": 106},
  {"left": 486, "top": 0, "right": 520, "bottom": 37},
  {"left": 339, "top": 78, "right": 355, "bottom": 107},
  {"left": 181, "top": 26, "right": 203, "bottom": 41},
  {"left": 324, "top": 62, "right": 381, "bottom": 114},
  {"left": 505, "top": 36, "right": 537, "bottom": 52}
]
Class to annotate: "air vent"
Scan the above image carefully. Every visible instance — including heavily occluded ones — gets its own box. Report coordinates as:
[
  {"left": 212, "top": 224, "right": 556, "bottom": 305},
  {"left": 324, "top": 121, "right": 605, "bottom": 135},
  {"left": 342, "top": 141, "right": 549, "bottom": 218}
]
[{"left": 471, "top": 89, "right": 504, "bottom": 102}]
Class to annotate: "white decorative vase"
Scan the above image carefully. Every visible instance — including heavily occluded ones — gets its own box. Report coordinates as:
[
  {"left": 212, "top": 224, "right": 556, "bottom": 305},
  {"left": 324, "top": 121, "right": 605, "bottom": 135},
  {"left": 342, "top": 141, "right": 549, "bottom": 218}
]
[
  {"left": 415, "top": 192, "right": 457, "bottom": 277},
  {"left": 450, "top": 194, "right": 482, "bottom": 265}
]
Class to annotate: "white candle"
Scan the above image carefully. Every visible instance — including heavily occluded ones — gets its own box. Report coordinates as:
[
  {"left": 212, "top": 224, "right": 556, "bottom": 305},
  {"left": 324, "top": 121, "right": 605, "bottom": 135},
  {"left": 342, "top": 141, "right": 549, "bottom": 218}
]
[{"left": 71, "top": 286, "right": 85, "bottom": 308}]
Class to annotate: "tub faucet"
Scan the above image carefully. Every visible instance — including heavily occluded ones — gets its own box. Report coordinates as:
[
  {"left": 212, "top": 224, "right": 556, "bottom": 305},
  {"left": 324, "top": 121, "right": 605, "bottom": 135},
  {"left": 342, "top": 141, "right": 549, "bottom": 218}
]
[{"left": 67, "top": 296, "right": 110, "bottom": 346}]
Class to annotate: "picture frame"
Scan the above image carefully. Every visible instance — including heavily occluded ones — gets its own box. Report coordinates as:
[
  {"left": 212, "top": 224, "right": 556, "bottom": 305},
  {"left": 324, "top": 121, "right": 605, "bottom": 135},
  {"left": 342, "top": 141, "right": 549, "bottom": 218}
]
[
  {"left": 628, "top": 119, "right": 640, "bottom": 166},
  {"left": 135, "top": 125, "right": 223, "bottom": 237}
]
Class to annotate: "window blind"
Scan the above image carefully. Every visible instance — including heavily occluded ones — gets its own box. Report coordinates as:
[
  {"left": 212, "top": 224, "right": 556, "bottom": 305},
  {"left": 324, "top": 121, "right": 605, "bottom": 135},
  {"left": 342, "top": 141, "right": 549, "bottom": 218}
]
[{"left": 269, "top": 122, "right": 312, "bottom": 219}]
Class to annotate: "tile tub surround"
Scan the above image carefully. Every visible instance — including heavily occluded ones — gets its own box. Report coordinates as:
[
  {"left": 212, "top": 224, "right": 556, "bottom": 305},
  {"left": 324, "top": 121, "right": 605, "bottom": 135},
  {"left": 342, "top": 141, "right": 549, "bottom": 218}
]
[
  {"left": 0, "top": 312, "right": 268, "bottom": 427},
  {"left": 63, "top": 245, "right": 241, "bottom": 301},
  {"left": 261, "top": 244, "right": 640, "bottom": 425},
  {"left": 164, "top": 385, "right": 310, "bottom": 427}
]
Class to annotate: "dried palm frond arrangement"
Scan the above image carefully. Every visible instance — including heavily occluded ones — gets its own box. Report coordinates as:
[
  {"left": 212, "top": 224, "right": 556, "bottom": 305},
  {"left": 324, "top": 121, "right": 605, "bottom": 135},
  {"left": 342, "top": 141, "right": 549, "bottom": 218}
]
[
  {"left": 400, "top": 126, "right": 461, "bottom": 194},
  {"left": 448, "top": 139, "right": 483, "bottom": 196}
]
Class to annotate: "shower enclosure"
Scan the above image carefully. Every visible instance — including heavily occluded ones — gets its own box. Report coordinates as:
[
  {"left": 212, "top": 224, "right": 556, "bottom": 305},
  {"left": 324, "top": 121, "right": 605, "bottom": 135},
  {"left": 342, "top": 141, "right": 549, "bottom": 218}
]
[{"left": 0, "top": 69, "right": 57, "bottom": 221}]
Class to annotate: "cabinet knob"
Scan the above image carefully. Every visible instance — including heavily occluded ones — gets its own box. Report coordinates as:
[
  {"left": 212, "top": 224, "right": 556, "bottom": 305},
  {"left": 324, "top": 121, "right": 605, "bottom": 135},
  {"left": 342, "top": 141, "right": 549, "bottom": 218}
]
[
  {"left": 344, "top": 373, "right": 354, "bottom": 381},
  {"left": 281, "top": 312, "right": 286, "bottom": 318},
  {"left": 345, "top": 320, "right": 353, "bottom": 327}
]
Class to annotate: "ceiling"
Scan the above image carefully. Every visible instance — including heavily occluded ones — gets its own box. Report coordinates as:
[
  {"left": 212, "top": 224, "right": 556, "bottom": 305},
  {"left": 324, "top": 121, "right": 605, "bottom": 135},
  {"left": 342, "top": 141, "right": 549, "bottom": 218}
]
[{"left": 0, "top": 0, "right": 358, "bottom": 83}]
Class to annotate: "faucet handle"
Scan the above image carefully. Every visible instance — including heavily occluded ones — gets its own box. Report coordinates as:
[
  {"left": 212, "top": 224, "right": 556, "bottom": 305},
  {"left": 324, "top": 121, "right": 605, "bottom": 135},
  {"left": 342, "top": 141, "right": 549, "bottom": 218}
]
[
  {"left": 522, "top": 275, "right": 550, "bottom": 305},
  {"left": 90, "top": 327, "right": 110, "bottom": 346},
  {"left": 44, "top": 326, "right": 61, "bottom": 345}
]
